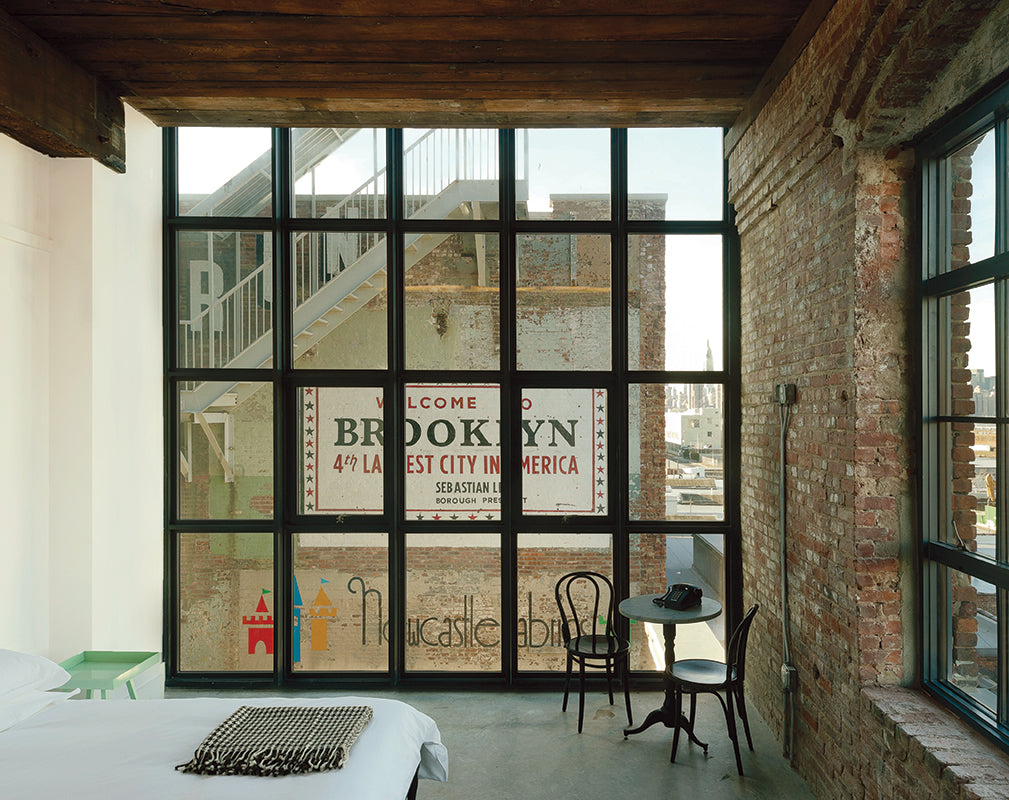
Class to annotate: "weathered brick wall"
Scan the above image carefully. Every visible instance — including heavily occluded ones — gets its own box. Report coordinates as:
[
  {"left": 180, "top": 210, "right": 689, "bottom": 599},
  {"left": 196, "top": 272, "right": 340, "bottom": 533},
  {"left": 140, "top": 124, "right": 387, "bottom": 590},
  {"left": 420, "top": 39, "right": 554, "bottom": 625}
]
[
  {"left": 728, "top": 0, "right": 1009, "bottom": 797},
  {"left": 859, "top": 687, "right": 1009, "bottom": 800}
]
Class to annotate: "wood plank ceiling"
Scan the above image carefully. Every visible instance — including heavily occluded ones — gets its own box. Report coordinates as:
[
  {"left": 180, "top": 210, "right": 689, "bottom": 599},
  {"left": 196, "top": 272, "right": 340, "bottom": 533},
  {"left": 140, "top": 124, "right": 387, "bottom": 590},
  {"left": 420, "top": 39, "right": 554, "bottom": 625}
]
[{"left": 1, "top": 0, "right": 824, "bottom": 129}]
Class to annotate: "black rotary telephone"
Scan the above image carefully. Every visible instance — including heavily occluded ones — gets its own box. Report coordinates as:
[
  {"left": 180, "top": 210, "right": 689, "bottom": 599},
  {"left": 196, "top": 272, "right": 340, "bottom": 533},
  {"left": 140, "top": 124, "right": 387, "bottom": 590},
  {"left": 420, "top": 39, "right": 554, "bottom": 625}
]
[{"left": 653, "top": 583, "right": 703, "bottom": 610}]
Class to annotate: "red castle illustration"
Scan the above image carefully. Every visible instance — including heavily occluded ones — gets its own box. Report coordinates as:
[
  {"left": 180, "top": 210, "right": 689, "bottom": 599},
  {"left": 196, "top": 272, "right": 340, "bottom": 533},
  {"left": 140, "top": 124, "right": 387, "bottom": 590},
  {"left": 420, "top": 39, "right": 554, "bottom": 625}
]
[{"left": 242, "top": 589, "right": 274, "bottom": 655}]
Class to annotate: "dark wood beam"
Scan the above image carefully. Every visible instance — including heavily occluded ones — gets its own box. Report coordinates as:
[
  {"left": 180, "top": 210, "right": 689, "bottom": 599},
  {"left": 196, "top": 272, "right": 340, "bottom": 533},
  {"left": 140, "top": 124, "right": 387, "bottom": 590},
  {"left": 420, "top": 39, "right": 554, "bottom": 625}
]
[
  {"left": 0, "top": 8, "right": 125, "bottom": 172},
  {"left": 12, "top": 14, "right": 802, "bottom": 44},
  {"left": 128, "top": 96, "right": 742, "bottom": 129},
  {"left": 0, "top": 0, "right": 812, "bottom": 16}
]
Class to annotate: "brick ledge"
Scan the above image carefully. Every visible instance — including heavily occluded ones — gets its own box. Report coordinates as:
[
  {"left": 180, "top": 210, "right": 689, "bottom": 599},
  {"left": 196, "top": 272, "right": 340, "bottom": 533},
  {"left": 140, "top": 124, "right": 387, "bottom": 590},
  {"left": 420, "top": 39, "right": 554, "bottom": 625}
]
[{"left": 862, "top": 686, "right": 1009, "bottom": 799}]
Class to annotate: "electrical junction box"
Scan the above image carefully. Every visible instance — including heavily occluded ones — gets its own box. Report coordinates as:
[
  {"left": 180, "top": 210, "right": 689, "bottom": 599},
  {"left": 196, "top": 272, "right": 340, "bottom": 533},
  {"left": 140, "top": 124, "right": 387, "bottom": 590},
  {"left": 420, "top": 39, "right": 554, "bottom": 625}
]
[
  {"left": 775, "top": 383, "right": 797, "bottom": 405},
  {"left": 781, "top": 663, "right": 798, "bottom": 692}
]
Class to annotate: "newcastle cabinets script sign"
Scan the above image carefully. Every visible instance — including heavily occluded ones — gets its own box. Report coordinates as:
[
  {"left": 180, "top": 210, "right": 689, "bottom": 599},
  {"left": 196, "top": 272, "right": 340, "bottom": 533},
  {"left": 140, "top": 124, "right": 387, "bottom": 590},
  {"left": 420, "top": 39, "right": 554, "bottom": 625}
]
[{"left": 303, "top": 385, "right": 606, "bottom": 517}]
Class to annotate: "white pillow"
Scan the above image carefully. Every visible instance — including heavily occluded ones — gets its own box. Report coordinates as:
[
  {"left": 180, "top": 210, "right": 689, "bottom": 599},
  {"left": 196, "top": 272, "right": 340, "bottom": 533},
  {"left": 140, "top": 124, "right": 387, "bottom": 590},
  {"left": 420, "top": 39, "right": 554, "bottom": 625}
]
[
  {"left": 0, "top": 649, "right": 71, "bottom": 696},
  {"left": 0, "top": 687, "right": 76, "bottom": 732}
]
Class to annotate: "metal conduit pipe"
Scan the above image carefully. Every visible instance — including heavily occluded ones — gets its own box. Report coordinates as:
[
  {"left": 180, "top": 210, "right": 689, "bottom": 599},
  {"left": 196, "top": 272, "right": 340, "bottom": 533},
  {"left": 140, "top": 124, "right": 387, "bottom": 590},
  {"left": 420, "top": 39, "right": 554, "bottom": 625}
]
[{"left": 776, "top": 384, "right": 797, "bottom": 765}]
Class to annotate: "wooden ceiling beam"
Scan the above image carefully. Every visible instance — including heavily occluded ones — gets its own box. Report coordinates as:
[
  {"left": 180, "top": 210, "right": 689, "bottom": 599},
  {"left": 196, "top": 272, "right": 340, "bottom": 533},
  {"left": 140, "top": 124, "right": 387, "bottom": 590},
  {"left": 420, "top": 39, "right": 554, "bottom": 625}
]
[
  {"left": 0, "top": 0, "right": 810, "bottom": 17},
  {"left": 122, "top": 80, "right": 753, "bottom": 101},
  {"left": 55, "top": 38, "right": 774, "bottom": 66},
  {"left": 0, "top": 9, "right": 125, "bottom": 172},
  {"left": 13, "top": 14, "right": 800, "bottom": 43},
  {"left": 107, "top": 61, "right": 758, "bottom": 85},
  {"left": 129, "top": 95, "right": 741, "bottom": 128}
]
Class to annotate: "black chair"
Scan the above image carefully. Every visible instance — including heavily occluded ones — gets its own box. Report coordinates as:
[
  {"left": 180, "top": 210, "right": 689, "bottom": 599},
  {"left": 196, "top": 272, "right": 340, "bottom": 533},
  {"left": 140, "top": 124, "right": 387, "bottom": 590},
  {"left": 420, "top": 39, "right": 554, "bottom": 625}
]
[
  {"left": 554, "top": 571, "right": 633, "bottom": 733},
  {"left": 668, "top": 603, "right": 759, "bottom": 774}
]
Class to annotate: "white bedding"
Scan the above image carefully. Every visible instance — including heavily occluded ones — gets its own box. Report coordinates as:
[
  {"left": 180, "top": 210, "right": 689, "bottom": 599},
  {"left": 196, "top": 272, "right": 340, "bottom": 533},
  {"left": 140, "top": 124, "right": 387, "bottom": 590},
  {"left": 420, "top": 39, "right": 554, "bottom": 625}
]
[{"left": 0, "top": 695, "right": 448, "bottom": 800}]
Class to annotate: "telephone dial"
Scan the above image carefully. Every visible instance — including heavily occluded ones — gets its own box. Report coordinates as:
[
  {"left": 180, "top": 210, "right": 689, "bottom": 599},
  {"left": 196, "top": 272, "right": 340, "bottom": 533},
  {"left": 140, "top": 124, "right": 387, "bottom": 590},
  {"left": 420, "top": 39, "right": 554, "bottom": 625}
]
[{"left": 653, "top": 583, "right": 703, "bottom": 610}]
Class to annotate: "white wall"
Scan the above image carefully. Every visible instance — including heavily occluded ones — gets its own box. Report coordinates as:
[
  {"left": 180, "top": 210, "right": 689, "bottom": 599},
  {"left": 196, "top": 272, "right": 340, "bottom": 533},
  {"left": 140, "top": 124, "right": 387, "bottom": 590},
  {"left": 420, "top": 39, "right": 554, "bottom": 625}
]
[
  {"left": 90, "top": 106, "right": 164, "bottom": 650},
  {"left": 0, "top": 135, "right": 53, "bottom": 655},
  {"left": 0, "top": 106, "right": 163, "bottom": 659}
]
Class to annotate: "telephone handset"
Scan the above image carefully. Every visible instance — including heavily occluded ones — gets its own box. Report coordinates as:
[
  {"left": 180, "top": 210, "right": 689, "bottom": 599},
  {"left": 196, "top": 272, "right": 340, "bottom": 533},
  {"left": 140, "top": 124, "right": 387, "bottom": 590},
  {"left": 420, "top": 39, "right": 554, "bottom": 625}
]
[{"left": 653, "top": 583, "right": 703, "bottom": 610}]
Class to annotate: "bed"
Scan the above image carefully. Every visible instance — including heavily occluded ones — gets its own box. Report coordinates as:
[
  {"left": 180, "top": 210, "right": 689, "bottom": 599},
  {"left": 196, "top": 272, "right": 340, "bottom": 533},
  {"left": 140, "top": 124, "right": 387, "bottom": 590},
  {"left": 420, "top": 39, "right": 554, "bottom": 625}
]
[{"left": 0, "top": 650, "right": 448, "bottom": 800}]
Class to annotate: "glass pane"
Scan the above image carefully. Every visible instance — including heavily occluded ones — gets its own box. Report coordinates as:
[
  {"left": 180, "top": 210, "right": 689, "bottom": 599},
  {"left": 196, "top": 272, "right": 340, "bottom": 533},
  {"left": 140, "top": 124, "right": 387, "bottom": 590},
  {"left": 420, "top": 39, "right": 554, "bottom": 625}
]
[
  {"left": 945, "top": 284, "right": 995, "bottom": 417},
  {"left": 292, "top": 533, "right": 389, "bottom": 672},
  {"left": 522, "top": 388, "right": 606, "bottom": 515},
  {"left": 628, "top": 533, "right": 725, "bottom": 671},
  {"left": 516, "top": 129, "right": 610, "bottom": 220},
  {"left": 404, "top": 384, "right": 501, "bottom": 520},
  {"left": 405, "top": 533, "right": 501, "bottom": 672},
  {"left": 178, "top": 128, "right": 273, "bottom": 217},
  {"left": 294, "top": 128, "right": 386, "bottom": 219},
  {"left": 629, "top": 383, "right": 671, "bottom": 521},
  {"left": 935, "top": 419, "right": 986, "bottom": 550},
  {"left": 628, "top": 128, "right": 723, "bottom": 221},
  {"left": 949, "top": 129, "right": 996, "bottom": 269},
  {"left": 657, "top": 384, "right": 724, "bottom": 520},
  {"left": 516, "top": 233, "right": 611, "bottom": 371},
  {"left": 302, "top": 387, "right": 384, "bottom": 515},
  {"left": 404, "top": 129, "right": 499, "bottom": 221},
  {"left": 177, "top": 381, "right": 273, "bottom": 520},
  {"left": 405, "top": 233, "right": 500, "bottom": 370},
  {"left": 629, "top": 235, "right": 722, "bottom": 371},
  {"left": 178, "top": 533, "right": 273, "bottom": 672},
  {"left": 515, "top": 533, "right": 614, "bottom": 671},
  {"left": 945, "top": 565, "right": 998, "bottom": 714},
  {"left": 176, "top": 230, "right": 273, "bottom": 370},
  {"left": 291, "top": 231, "right": 388, "bottom": 369}
]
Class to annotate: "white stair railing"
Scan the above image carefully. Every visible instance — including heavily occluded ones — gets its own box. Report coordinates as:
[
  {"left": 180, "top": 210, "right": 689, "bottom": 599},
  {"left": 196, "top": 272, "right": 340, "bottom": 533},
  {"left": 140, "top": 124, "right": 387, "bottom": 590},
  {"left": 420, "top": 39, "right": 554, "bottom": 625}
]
[
  {"left": 180, "top": 130, "right": 520, "bottom": 403},
  {"left": 180, "top": 259, "right": 271, "bottom": 370}
]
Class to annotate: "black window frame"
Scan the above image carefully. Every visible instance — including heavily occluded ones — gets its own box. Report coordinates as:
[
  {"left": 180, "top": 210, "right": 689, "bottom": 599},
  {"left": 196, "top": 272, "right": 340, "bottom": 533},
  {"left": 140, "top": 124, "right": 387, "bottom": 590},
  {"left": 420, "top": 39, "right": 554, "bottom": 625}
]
[
  {"left": 920, "top": 82, "right": 1009, "bottom": 748},
  {"left": 163, "top": 126, "right": 741, "bottom": 689}
]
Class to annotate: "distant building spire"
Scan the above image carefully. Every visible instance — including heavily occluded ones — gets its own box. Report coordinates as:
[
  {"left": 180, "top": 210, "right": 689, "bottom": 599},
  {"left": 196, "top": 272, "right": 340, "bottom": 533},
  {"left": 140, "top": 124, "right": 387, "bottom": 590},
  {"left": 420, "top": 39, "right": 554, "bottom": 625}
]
[{"left": 705, "top": 340, "right": 713, "bottom": 371}]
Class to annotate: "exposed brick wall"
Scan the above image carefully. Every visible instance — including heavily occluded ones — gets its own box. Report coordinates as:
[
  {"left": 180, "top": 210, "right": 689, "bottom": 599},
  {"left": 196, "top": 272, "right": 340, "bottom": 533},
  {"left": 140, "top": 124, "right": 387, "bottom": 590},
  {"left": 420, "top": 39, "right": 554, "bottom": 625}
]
[
  {"left": 728, "top": 0, "right": 1009, "bottom": 797},
  {"left": 860, "top": 688, "right": 1009, "bottom": 800}
]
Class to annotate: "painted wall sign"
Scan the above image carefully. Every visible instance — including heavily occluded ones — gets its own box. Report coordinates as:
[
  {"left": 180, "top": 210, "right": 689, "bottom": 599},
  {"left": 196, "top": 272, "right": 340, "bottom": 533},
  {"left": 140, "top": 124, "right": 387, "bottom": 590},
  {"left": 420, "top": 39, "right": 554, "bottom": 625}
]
[{"left": 303, "top": 384, "right": 606, "bottom": 517}]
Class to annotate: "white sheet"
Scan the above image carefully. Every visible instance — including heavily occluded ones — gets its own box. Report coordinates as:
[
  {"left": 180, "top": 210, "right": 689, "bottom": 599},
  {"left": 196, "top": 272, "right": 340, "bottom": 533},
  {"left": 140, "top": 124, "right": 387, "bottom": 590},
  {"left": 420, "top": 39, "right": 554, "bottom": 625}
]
[{"left": 0, "top": 695, "right": 448, "bottom": 800}]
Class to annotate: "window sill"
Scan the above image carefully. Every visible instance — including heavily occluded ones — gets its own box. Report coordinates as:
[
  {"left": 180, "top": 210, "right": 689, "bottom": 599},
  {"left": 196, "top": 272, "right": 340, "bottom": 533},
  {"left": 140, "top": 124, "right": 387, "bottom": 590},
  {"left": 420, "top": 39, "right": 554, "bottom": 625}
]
[{"left": 862, "top": 687, "right": 1009, "bottom": 799}]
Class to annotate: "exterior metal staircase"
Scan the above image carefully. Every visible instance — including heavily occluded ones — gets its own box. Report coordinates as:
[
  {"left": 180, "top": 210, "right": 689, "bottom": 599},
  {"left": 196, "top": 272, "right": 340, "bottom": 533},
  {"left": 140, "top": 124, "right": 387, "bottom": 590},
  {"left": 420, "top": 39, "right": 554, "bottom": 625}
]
[{"left": 179, "top": 129, "right": 506, "bottom": 414}]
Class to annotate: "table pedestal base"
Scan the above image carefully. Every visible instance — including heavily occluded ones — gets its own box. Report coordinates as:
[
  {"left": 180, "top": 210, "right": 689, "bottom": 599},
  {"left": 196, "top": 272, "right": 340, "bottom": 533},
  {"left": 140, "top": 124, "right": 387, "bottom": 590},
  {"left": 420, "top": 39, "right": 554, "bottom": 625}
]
[{"left": 622, "top": 692, "right": 708, "bottom": 751}]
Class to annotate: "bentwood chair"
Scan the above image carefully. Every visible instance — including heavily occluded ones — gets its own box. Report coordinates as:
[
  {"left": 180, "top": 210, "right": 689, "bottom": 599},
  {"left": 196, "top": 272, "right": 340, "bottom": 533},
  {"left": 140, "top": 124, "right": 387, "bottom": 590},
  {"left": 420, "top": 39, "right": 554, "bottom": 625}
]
[
  {"left": 668, "top": 603, "right": 759, "bottom": 774},
  {"left": 554, "top": 571, "right": 633, "bottom": 733}
]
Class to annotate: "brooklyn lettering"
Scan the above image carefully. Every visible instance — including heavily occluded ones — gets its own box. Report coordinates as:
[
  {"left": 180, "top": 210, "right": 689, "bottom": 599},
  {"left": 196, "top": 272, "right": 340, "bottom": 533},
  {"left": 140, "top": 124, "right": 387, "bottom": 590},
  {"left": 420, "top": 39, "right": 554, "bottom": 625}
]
[{"left": 332, "top": 417, "right": 578, "bottom": 449}]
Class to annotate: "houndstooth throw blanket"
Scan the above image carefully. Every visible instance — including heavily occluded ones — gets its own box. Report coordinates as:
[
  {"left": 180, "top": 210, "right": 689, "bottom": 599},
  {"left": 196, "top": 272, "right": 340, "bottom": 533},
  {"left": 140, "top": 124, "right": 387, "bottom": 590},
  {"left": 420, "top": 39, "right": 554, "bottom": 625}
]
[{"left": 176, "top": 705, "right": 373, "bottom": 777}]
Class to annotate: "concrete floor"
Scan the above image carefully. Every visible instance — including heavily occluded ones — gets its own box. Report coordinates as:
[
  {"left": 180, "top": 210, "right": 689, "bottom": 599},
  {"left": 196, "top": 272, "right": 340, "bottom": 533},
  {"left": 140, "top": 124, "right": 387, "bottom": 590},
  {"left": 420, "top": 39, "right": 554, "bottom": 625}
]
[{"left": 168, "top": 686, "right": 815, "bottom": 800}]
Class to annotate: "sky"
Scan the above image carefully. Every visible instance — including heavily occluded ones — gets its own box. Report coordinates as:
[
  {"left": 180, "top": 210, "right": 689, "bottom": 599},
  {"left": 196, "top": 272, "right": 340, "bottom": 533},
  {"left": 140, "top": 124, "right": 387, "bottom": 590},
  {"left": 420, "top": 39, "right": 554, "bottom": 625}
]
[{"left": 965, "top": 130, "right": 996, "bottom": 376}]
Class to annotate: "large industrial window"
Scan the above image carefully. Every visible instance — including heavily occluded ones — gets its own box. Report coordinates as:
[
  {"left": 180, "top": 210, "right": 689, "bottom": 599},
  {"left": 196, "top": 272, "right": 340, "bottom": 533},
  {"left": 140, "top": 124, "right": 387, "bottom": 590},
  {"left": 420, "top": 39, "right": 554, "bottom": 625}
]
[
  {"left": 920, "top": 85, "right": 1009, "bottom": 746},
  {"left": 164, "top": 127, "right": 739, "bottom": 686}
]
